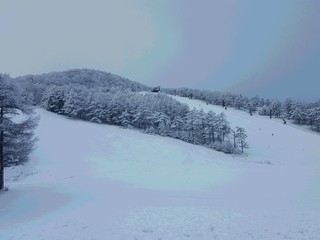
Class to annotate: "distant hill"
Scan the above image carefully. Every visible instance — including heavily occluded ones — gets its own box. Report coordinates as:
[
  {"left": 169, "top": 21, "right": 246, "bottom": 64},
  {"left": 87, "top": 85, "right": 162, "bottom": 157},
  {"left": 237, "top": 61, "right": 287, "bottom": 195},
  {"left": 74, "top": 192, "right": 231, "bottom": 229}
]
[
  {"left": 15, "top": 69, "right": 150, "bottom": 103},
  {"left": 12, "top": 68, "right": 320, "bottom": 133}
]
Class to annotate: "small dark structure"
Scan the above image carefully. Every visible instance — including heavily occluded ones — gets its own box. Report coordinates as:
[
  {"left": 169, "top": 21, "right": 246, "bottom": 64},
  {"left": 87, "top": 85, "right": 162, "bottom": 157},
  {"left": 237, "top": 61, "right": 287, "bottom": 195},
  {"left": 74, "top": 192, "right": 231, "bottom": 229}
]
[
  {"left": 283, "top": 119, "right": 287, "bottom": 124},
  {"left": 151, "top": 86, "right": 160, "bottom": 93}
]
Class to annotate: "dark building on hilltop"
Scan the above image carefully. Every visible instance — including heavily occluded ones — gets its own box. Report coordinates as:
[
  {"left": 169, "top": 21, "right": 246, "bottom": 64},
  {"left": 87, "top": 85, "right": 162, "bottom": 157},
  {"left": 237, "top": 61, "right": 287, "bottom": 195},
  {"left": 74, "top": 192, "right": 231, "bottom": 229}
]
[{"left": 151, "top": 86, "right": 160, "bottom": 93}]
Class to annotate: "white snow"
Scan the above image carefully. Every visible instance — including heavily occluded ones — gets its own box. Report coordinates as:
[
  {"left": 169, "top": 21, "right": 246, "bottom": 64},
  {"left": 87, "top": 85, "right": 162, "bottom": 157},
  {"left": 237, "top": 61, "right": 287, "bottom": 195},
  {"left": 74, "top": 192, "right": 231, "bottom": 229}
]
[{"left": 1, "top": 96, "right": 320, "bottom": 240}]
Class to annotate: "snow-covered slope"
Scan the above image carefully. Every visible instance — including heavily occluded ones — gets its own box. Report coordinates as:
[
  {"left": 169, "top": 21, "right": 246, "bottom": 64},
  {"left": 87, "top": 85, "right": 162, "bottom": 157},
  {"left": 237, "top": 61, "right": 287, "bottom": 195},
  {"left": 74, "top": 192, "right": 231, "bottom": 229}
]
[
  {"left": 1, "top": 96, "right": 320, "bottom": 240},
  {"left": 172, "top": 95, "right": 320, "bottom": 165}
]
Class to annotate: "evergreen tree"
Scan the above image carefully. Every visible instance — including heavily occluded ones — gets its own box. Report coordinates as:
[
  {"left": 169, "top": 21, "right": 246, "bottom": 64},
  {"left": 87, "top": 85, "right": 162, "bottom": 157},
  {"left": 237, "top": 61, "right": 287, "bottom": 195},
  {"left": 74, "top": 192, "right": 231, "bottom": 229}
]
[
  {"left": 235, "top": 127, "right": 249, "bottom": 153},
  {"left": 291, "top": 106, "right": 305, "bottom": 124},
  {"left": 308, "top": 107, "right": 320, "bottom": 131},
  {"left": 119, "top": 110, "right": 133, "bottom": 127},
  {"left": 0, "top": 74, "right": 38, "bottom": 190},
  {"left": 271, "top": 100, "right": 282, "bottom": 118},
  {"left": 282, "top": 98, "right": 294, "bottom": 118},
  {"left": 206, "top": 110, "right": 218, "bottom": 144}
]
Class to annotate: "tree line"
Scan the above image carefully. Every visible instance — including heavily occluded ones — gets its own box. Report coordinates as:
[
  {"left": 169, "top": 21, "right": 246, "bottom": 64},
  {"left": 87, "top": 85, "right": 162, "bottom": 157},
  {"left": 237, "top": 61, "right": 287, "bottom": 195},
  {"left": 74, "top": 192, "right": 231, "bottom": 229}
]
[
  {"left": 163, "top": 87, "right": 320, "bottom": 132},
  {"left": 41, "top": 84, "right": 248, "bottom": 155}
]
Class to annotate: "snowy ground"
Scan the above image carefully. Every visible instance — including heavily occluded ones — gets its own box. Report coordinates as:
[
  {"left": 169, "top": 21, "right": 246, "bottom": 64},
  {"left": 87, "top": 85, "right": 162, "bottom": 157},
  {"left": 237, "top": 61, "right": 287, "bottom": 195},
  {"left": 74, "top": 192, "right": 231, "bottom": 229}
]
[{"left": 1, "top": 96, "right": 320, "bottom": 240}]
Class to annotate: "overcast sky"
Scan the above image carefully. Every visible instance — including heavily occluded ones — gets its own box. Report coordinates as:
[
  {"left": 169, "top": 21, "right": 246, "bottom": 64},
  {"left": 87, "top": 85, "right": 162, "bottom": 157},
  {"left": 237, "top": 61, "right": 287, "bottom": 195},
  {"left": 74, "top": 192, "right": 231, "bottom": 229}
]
[{"left": 1, "top": 0, "right": 320, "bottom": 101}]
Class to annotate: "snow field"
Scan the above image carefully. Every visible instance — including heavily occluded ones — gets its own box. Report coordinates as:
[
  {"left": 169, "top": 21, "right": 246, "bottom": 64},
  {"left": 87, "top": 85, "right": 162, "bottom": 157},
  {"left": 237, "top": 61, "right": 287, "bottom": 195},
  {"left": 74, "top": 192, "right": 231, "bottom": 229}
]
[{"left": 1, "top": 95, "right": 320, "bottom": 240}]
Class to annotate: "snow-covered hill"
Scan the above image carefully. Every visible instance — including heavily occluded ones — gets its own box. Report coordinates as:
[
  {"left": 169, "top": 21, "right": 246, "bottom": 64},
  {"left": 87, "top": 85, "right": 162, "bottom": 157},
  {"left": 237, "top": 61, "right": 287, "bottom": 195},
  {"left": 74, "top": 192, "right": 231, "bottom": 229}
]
[{"left": 1, "top": 96, "right": 320, "bottom": 240}]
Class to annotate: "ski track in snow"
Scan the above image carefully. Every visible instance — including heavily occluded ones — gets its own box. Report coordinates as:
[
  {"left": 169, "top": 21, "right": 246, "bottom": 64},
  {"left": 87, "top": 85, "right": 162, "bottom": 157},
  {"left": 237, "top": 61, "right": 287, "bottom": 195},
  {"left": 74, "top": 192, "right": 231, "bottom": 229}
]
[{"left": 1, "top": 96, "right": 320, "bottom": 240}]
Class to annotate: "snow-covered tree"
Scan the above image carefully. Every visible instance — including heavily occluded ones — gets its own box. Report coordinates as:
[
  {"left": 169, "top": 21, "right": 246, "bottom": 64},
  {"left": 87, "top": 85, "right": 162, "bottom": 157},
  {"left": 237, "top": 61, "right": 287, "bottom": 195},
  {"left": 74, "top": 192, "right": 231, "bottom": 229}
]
[
  {"left": 290, "top": 106, "right": 305, "bottom": 125},
  {"left": 206, "top": 110, "right": 218, "bottom": 143},
  {"left": 257, "top": 105, "right": 269, "bottom": 116},
  {"left": 169, "top": 115, "right": 184, "bottom": 139},
  {"left": 235, "top": 127, "right": 249, "bottom": 153},
  {"left": 308, "top": 107, "right": 320, "bottom": 131},
  {"left": 282, "top": 98, "right": 294, "bottom": 118},
  {"left": 0, "top": 74, "right": 38, "bottom": 190},
  {"left": 41, "top": 85, "right": 67, "bottom": 114},
  {"left": 119, "top": 110, "right": 133, "bottom": 127},
  {"left": 271, "top": 100, "right": 282, "bottom": 118},
  {"left": 184, "top": 109, "right": 198, "bottom": 143}
]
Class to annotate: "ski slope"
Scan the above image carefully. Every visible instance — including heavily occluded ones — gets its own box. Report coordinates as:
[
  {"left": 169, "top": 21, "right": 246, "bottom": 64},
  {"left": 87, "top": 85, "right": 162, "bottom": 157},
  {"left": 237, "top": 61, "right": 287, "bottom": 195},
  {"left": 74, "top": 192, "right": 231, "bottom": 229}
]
[{"left": 1, "top": 96, "right": 320, "bottom": 240}]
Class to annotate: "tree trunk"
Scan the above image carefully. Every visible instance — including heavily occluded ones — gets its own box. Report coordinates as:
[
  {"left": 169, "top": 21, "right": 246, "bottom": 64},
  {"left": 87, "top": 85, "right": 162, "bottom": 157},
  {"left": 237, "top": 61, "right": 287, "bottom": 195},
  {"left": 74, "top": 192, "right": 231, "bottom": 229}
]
[
  {"left": 211, "top": 128, "right": 215, "bottom": 143},
  {"left": 0, "top": 106, "right": 4, "bottom": 190},
  {"left": 241, "top": 140, "right": 244, "bottom": 153}
]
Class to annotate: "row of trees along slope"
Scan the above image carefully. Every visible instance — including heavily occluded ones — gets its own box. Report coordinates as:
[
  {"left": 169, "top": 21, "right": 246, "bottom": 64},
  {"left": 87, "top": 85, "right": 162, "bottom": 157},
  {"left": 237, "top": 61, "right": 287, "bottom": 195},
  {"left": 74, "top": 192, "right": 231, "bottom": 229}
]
[
  {"left": 40, "top": 85, "right": 248, "bottom": 154},
  {"left": 163, "top": 87, "right": 320, "bottom": 132},
  {"left": 0, "top": 74, "right": 38, "bottom": 191},
  {"left": 16, "top": 69, "right": 248, "bottom": 155}
]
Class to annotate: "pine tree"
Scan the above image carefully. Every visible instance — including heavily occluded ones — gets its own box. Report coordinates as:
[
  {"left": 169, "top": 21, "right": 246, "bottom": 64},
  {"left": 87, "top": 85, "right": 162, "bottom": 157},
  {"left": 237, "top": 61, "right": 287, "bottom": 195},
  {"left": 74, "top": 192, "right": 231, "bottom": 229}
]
[
  {"left": 0, "top": 74, "right": 38, "bottom": 190},
  {"left": 169, "top": 115, "right": 184, "bottom": 139},
  {"left": 282, "top": 98, "right": 294, "bottom": 118},
  {"left": 185, "top": 109, "right": 198, "bottom": 143},
  {"left": 308, "top": 107, "right": 320, "bottom": 131},
  {"left": 206, "top": 110, "right": 218, "bottom": 144},
  {"left": 41, "top": 85, "right": 66, "bottom": 114},
  {"left": 291, "top": 106, "right": 305, "bottom": 124},
  {"left": 235, "top": 127, "right": 249, "bottom": 153},
  {"left": 119, "top": 110, "right": 133, "bottom": 127},
  {"left": 271, "top": 100, "right": 282, "bottom": 118}
]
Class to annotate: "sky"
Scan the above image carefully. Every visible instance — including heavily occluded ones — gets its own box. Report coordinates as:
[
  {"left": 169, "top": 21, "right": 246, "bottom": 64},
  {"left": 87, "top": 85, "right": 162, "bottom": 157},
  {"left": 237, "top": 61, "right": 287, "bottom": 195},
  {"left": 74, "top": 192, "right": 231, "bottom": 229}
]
[{"left": 1, "top": 0, "right": 320, "bottom": 101}]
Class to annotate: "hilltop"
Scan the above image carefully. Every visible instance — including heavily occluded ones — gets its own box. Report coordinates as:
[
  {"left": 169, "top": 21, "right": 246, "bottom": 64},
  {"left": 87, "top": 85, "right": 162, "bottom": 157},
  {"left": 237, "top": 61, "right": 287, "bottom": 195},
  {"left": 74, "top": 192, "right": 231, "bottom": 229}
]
[{"left": 14, "top": 69, "right": 150, "bottom": 104}]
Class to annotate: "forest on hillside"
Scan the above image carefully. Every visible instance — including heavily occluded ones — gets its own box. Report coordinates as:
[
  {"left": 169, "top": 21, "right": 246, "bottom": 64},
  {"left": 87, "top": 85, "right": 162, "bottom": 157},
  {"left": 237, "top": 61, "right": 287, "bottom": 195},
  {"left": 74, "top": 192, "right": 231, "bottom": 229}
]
[
  {"left": 14, "top": 69, "right": 248, "bottom": 155},
  {"left": 14, "top": 69, "right": 319, "bottom": 135},
  {"left": 163, "top": 87, "right": 320, "bottom": 132},
  {"left": 40, "top": 88, "right": 247, "bottom": 154},
  {"left": 5, "top": 68, "right": 319, "bottom": 160}
]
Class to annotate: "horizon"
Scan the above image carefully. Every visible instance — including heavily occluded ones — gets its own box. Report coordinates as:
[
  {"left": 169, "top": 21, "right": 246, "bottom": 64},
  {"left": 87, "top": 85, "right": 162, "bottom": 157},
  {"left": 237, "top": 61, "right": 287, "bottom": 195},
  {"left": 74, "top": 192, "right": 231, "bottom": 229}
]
[{"left": 1, "top": 0, "right": 320, "bottom": 102}]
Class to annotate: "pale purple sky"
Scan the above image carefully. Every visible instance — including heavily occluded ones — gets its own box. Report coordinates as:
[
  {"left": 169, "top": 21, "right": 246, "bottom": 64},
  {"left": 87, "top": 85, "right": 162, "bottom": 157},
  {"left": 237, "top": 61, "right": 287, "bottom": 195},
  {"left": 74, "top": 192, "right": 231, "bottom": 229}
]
[{"left": 1, "top": 0, "right": 319, "bottom": 101}]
